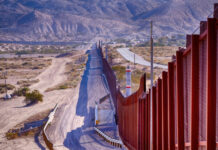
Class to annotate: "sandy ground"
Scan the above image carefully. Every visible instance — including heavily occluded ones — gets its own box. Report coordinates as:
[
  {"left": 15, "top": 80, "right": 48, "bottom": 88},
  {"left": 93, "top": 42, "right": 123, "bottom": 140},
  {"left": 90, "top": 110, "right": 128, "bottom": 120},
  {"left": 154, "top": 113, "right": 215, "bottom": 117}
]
[
  {"left": 30, "top": 58, "right": 71, "bottom": 93},
  {"left": 46, "top": 84, "right": 82, "bottom": 149},
  {"left": 0, "top": 48, "right": 122, "bottom": 150},
  {"left": 0, "top": 57, "right": 75, "bottom": 150},
  {"left": 46, "top": 46, "right": 122, "bottom": 150}
]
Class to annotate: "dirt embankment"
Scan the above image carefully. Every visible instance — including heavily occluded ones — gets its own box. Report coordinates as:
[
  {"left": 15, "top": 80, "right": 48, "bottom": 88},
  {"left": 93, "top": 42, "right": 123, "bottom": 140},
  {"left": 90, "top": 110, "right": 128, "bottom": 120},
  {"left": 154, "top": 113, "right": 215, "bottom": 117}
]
[{"left": 0, "top": 56, "right": 79, "bottom": 150}]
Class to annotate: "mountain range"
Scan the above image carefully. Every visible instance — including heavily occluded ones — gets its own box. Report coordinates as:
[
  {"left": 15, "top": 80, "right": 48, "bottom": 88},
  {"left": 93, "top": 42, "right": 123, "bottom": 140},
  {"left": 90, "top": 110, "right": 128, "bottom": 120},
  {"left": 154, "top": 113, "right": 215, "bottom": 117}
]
[{"left": 0, "top": 0, "right": 217, "bottom": 42}]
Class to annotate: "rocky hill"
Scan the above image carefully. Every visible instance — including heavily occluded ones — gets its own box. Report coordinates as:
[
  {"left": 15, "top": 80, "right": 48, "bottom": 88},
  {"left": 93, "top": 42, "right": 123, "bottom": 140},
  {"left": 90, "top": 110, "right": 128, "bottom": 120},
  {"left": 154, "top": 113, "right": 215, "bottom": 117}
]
[{"left": 0, "top": 0, "right": 216, "bottom": 42}]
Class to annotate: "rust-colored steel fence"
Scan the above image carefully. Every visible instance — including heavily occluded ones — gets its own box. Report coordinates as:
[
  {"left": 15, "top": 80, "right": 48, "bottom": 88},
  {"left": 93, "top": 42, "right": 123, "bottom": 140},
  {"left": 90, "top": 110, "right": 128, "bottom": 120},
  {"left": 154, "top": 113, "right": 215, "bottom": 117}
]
[
  {"left": 117, "top": 74, "right": 146, "bottom": 150},
  {"left": 115, "top": 3, "right": 218, "bottom": 150}
]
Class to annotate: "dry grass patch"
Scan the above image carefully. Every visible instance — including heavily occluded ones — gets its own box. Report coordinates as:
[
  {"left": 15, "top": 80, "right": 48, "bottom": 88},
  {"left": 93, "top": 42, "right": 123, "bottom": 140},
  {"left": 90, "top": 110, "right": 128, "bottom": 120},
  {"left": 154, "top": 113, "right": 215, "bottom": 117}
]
[
  {"left": 0, "top": 84, "right": 15, "bottom": 93},
  {"left": 105, "top": 46, "right": 129, "bottom": 65},
  {"left": 14, "top": 109, "right": 51, "bottom": 129},
  {"left": 17, "top": 79, "right": 39, "bottom": 87},
  {"left": 0, "top": 58, "right": 52, "bottom": 79},
  {"left": 6, "top": 109, "right": 51, "bottom": 140},
  {"left": 130, "top": 46, "right": 178, "bottom": 65},
  {"left": 0, "top": 58, "right": 51, "bottom": 70}
]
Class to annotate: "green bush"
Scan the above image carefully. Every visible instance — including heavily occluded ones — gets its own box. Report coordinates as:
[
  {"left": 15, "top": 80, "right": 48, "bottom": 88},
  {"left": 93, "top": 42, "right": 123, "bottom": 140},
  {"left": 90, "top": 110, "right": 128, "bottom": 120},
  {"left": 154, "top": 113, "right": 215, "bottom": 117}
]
[
  {"left": 13, "top": 87, "right": 30, "bottom": 96},
  {"left": 24, "top": 90, "right": 43, "bottom": 104},
  {"left": 5, "top": 132, "right": 18, "bottom": 140}
]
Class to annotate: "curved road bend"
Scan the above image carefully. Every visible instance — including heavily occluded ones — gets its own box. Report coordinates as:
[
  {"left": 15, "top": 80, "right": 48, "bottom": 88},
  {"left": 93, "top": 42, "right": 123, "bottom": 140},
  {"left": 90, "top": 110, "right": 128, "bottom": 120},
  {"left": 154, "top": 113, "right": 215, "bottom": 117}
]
[
  {"left": 46, "top": 45, "right": 123, "bottom": 150},
  {"left": 117, "top": 48, "right": 168, "bottom": 69}
]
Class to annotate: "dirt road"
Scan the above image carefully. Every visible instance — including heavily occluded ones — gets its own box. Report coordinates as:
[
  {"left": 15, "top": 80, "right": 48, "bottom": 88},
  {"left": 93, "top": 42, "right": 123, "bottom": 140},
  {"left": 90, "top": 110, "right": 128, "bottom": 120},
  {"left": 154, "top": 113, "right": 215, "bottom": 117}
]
[
  {"left": 30, "top": 58, "right": 71, "bottom": 93},
  {"left": 0, "top": 57, "right": 74, "bottom": 150}
]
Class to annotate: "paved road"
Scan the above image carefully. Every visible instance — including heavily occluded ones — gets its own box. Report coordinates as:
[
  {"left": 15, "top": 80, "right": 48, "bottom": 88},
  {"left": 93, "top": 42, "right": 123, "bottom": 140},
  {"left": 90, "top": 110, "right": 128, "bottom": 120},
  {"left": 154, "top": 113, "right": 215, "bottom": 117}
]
[
  {"left": 46, "top": 45, "right": 122, "bottom": 150},
  {"left": 117, "top": 48, "right": 168, "bottom": 69}
]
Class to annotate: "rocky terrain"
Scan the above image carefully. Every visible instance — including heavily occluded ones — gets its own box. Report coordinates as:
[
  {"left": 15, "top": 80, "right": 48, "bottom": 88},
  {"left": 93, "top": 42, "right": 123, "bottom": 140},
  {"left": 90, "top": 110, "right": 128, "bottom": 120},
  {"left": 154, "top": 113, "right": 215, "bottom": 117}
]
[{"left": 0, "top": 0, "right": 217, "bottom": 42}]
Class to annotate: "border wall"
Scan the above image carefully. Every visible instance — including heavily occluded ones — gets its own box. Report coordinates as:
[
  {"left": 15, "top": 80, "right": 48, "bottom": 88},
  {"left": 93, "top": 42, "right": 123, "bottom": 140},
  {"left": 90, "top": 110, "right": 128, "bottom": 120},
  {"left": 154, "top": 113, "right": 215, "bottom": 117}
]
[{"left": 115, "top": 3, "right": 218, "bottom": 150}]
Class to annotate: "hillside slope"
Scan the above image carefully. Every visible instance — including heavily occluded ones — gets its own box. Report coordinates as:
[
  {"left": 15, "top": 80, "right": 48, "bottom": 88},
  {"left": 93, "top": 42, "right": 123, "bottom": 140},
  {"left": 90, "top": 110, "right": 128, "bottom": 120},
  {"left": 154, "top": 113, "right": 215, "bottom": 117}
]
[{"left": 0, "top": 0, "right": 216, "bottom": 42}]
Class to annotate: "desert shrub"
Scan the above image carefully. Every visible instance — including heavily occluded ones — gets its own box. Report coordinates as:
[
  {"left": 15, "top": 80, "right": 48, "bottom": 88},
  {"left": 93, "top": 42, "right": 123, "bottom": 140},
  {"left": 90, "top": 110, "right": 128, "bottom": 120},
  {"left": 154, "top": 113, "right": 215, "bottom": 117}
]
[
  {"left": 38, "top": 63, "right": 46, "bottom": 67},
  {"left": 0, "top": 84, "right": 15, "bottom": 93},
  {"left": 5, "top": 129, "right": 19, "bottom": 140},
  {"left": 17, "top": 79, "right": 39, "bottom": 87},
  {"left": 13, "top": 87, "right": 30, "bottom": 96},
  {"left": 45, "top": 83, "right": 71, "bottom": 92},
  {"left": 24, "top": 90, "right": 43, "bottom": 104},
  {"left": 59, "top": 84, "right": 68, "bottom": 89},
  {"left": 6, "top": 132, "right": 18, "bottom": 140},
  {"left": 112, "top": 65, "right": 125, "bottom": 81},
  {"left": 4, "top": 84, "right": 15, "bottom": 90},
  {"left": 32, "top": 66, "right": 42, "bottom": 70},
  {"left": 22, "top": 62, "right": 31, "bottom": 66}
]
